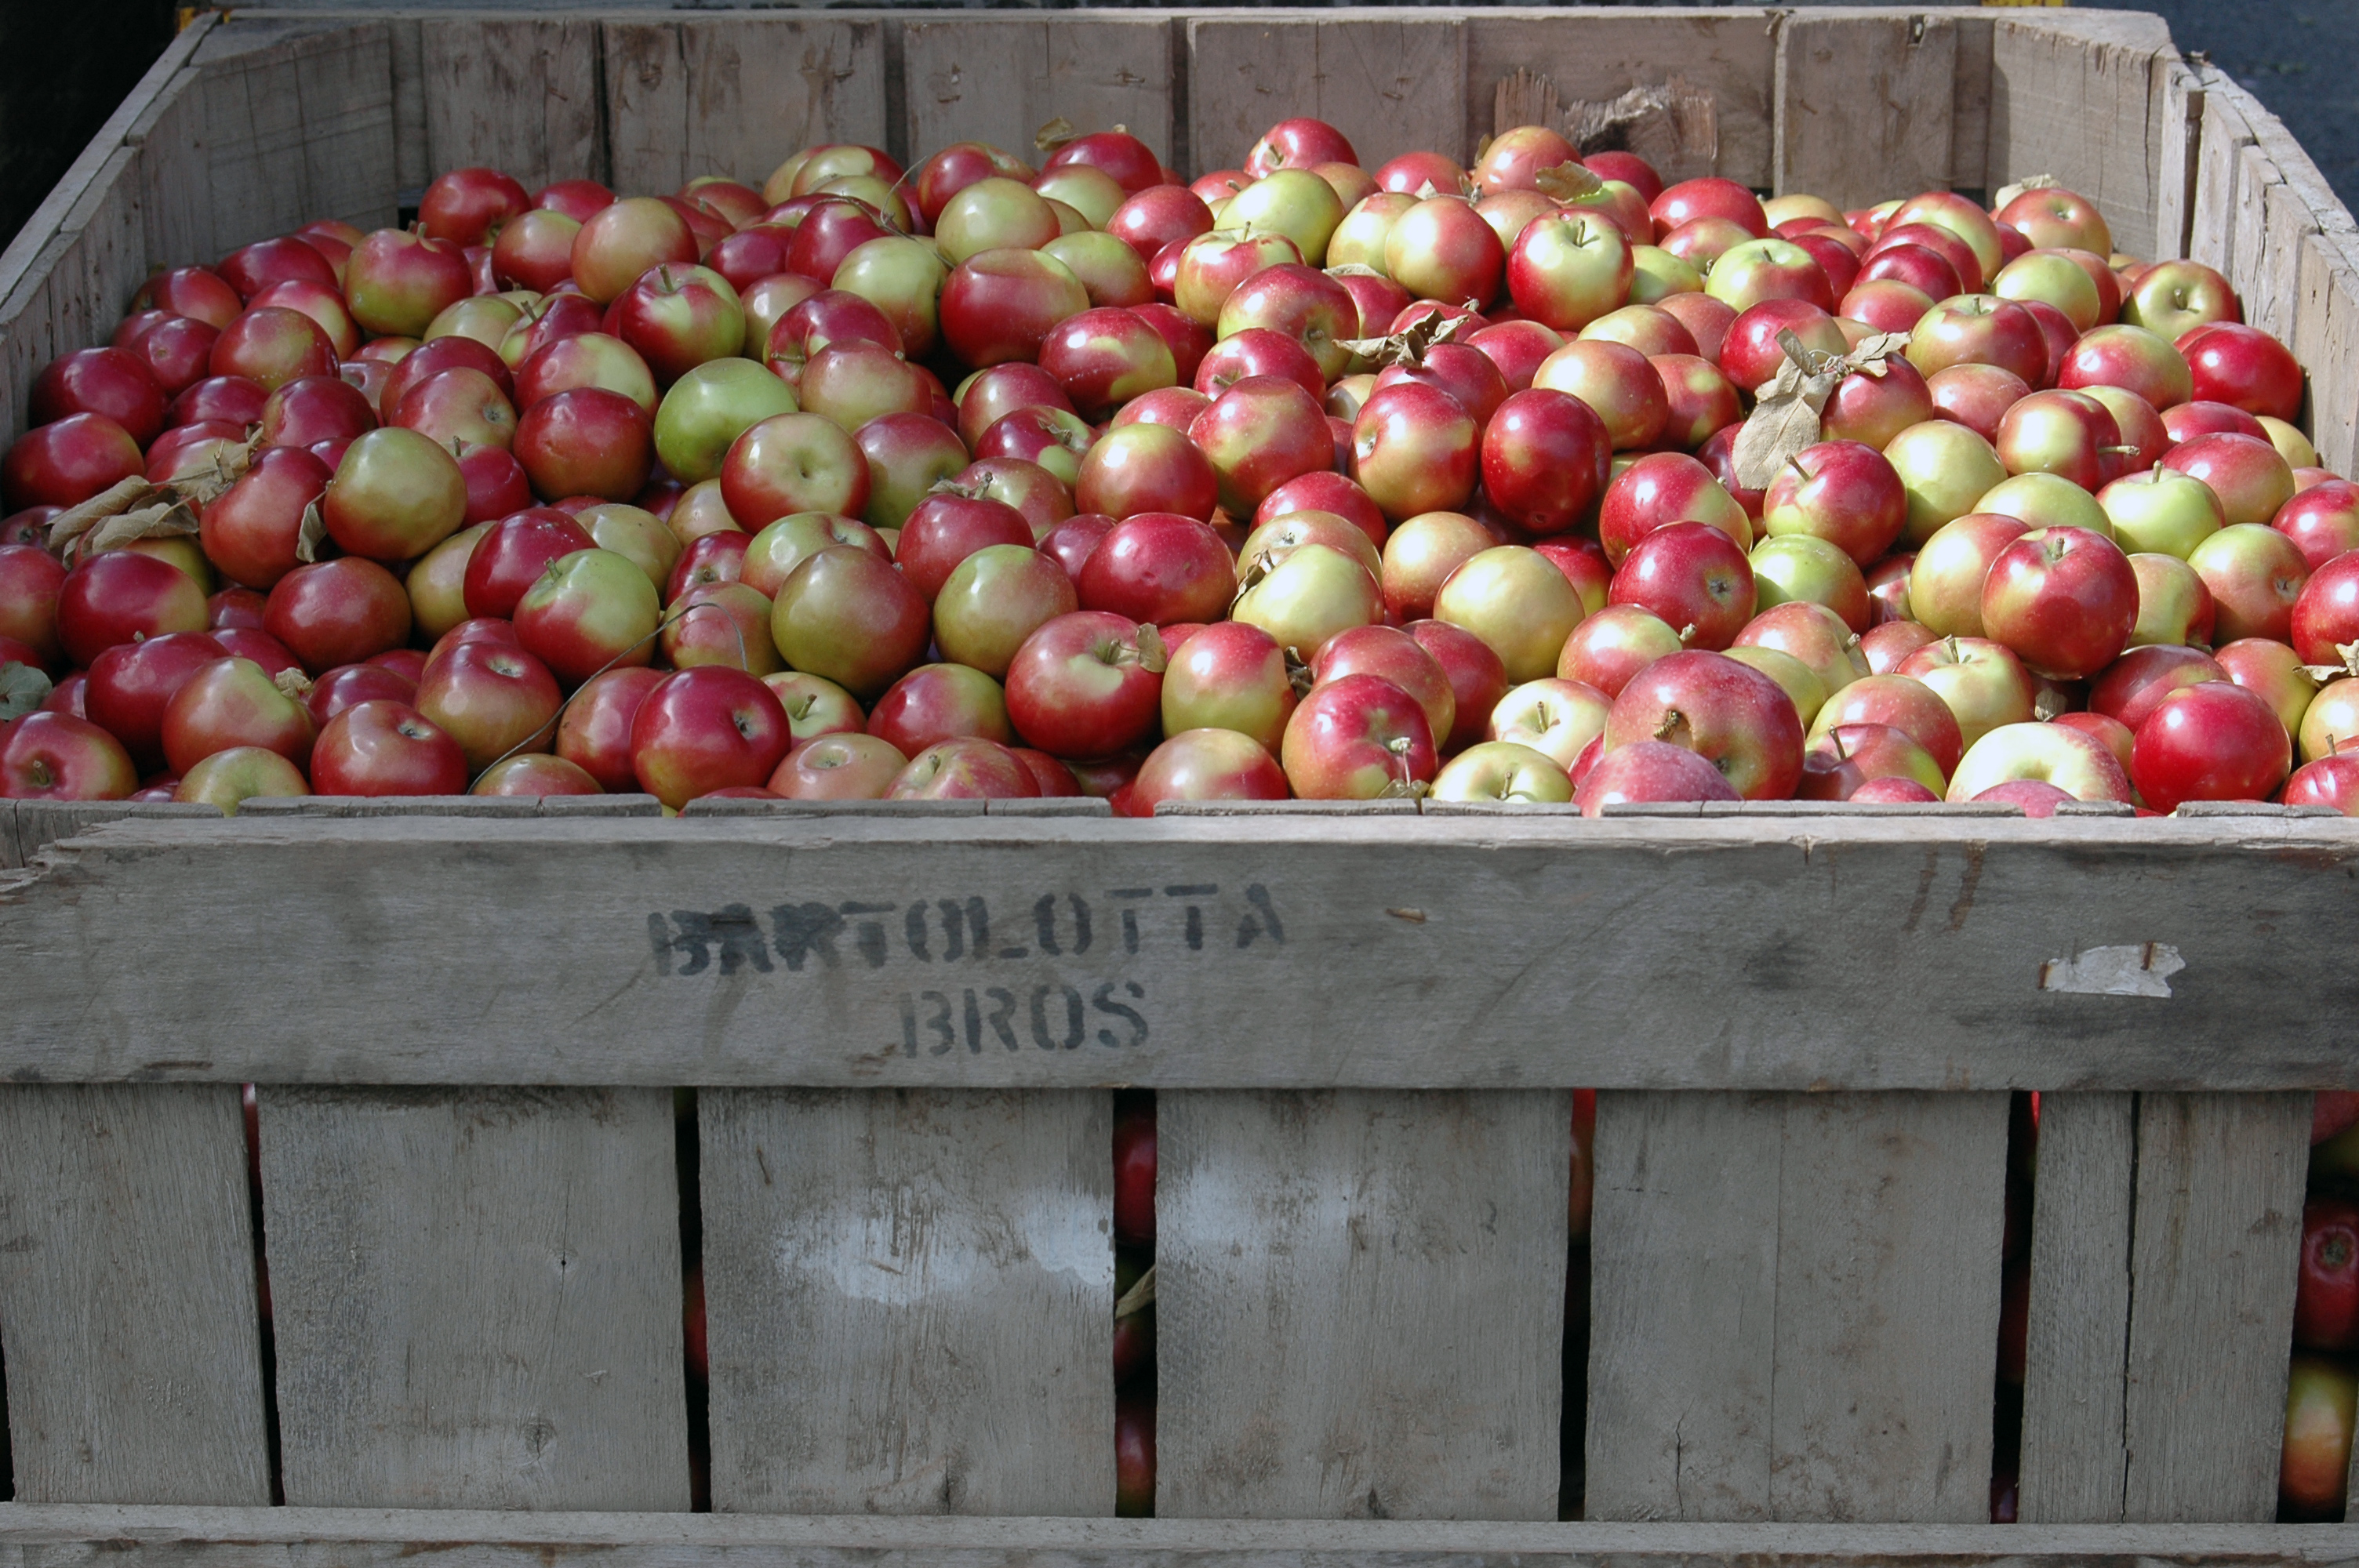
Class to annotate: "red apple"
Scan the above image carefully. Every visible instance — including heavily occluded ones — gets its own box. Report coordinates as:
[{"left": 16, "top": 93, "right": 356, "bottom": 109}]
[
  {"left": 867, "top": 662, "right": 1014, "bottom": 757},
  {"left": 554, "top": 666, "right": 667, "bottom": 789},
  {"left": 84, "top": 630, "right": 227, "bottom": 769},
  {"left": 2132, "top": 678, "right": 2291, "bottom": 811},
  {"left": 1280, "top": 672, "right": 1436, "bottom": 800},
  {"left": 55, "top": 550, "right": 209, "bottom": 668},
  {"left": 1125, "top": 728, "right": 1289, "bottom": 813},
  {"left": 1079, "top": 513, "right": 1234, "bottom": 626},
  {"left": 5, "top": 414, "right": 145, "bottom": 510},
  {"left": 264, "top": 557, "right": 412, "bottom": 672},
  {"left": 307, "top": 700, "right": 469, "bottom": 794},
  {"left": 158, "top": 654, "right": 316, "bottom": 774},
  {"left": 1576, "top": 738, "right": 1741, "bottom": 815},
  {"left": 515, "top": 387, "right": 655, "bottom": 503},
  {"left": 1608, "top": 521, "right": 1755, "bottom": 651},
  {"left": 1004, "top": 610, "right": 1164, "bottom": 760},
  {"left": 0, "top": 710, "right": 136, "bottom": 799},
  {"left": 1979, "top": 526, "right": 2138, "bottom": 679}
]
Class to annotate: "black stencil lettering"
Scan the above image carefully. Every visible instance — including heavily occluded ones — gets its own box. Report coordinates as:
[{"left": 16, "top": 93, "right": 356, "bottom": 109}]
[
  {"left": 664, "top": 906, "right": 772, "bottom": 975},
  {"left": 840, "top": 902, "right": 895, "bottom": 968},
  {"left": 918, "top": 990, "right": 954, "bottom": 1055},
  {"left": 648, "top": 913, "right": 674, "bottom": 976},
  {"left": 905, "top": 903, "right": 932, "bottom": 962},
  {"left": 984, "top": 988, "right": 1020, "bottom": 1050},
  {"left": 899, "top": 993, "right": 918, "bottom": 1057},
  {"left": 961, "top": 989, "right": 983, "bottom": 1052},
  {"left": 1165, "top": 884, "right": 1216, "bottom": 953},
  {"left": 1031, "top": 985, "right": 1086, "bottom": 1051},
  {"left": 1092, "top": 980, "right": 1150, "bottom": 1049},
  {"left": 963, "top": 897, "right": 994, "bottom": 960},
  {"left": 1164, "top": 884, "right": 1217, "bottom": 896},
  {"left": 1236, "top": 884, "right": 1287, "bottom": 947},
  {"left": 770, "top": 902, "right": 846, "bottom": 971},
  {"left": 1033, "top": 893, "right": 1063, "bottom": 956},
  {"left": 935, "top": 899, "right": 968, "bottom": 961},
  {"left": 1070, "top": 895, "right": 1092, "bottom": 954}
]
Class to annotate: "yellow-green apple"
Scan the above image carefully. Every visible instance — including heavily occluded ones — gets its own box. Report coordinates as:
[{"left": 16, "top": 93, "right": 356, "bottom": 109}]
[
  {"left": 2097, "top": 464, "right": 2223, "bottom": 557},
  {"left": 1436, "top": 543, "right": 1586, "bottom": 681},
  {"left": 1380, "top": 510, "right": 1497, "bottom": 621},
  {"left": 514, "top": 547, "right": 661, "bottom": 684},
  {"left": 1707, "top": 238, "right": 1832, "bottom": 313},
  {"left": 2187, "top": 522, "right": 2308, "bottom": 643},
  {"left": 1159, "top": 619, "right": 1295, "bottom": 750},
  {"left": 1993, "top": 249, "right": 2103, "bottom": 330},
  {"left": 1750, "top": 534, "right": 1869, "bottom": 629},
  {"left": 2164, "top": 431, "right": 2295, "bottom": 528},
  {"left": 1734, "top": 600, "right": 1870, "bottom": 696},
  {"left": 1948, "top": 719, "right": 2131, "bottom": 803},
  {"left": 1899, "top": 635, "right": 2037, "bottom": 751},
  {"left": 2121, "top": 260, "right": 2237, "bottom": 342},
  {"left": 932, "top": 543, "right": 1078, "bottom": 679},
  {"left": 770, "top": 546, "right": 931, "bottom": 697},
  {"left": 174, "top": 744, "right": 309, "bottom": 811},
  {"left": 652, "top": 358, "right": 798, "bottom": 485},
  {"left": 1430, "top": 740, "right": 1571, "bottom": 801},
  {"left": 798, "top": 341, "right": 932, "bottom": 430},
  {"left": 344, "top": 229, "right": 472, "bottom": 339},
  {"left": 1486, "top": 676, "right": 1610, "bottom": 770},
  {"left": 1507, "top": 213, "right": 1634, "bottom": 331},
  {"left": 856, "top": 412, "right": 970, "bottom": 531},
  {"left": 1977, "top": 470, "right": 2113, "bottom": 536},
  {"left": 2127, "top": 551, "right": 2215, "bottom": 647},
  {"left": 319, "top": 426, "right": 467, "bottom": 562},
  {"left": 1724, "top": 644, "right": 1825, "bottom": 726},
  {"left": 1579, "top": 303, "right": 1696, "bottom": 358},
  {"left": 1220, "top": 170, "right": 1345, "bottom": 268},
  {"left": 1232, "top": 540, "right": 1382, "bottom": 658}
]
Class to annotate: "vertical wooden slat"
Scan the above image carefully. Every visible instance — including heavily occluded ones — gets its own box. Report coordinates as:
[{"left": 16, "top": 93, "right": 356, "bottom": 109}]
[
  {"left": 2297, "top": 235, "right": 2359, "bottom": 476},
  {"left": 2119, "top": 1093, "right": 2309, "bottom": 1523},
  {"left": 385, "top": 16, "right": 430, "bottom": 198},
  {"left": 2018, "top": 1092, "right": 2136, "bottom": 1524},
  {"left": 700, "top": 1088, "right": 1111, "bottom": 1515},
  {"left": 605, "top": 16, "right": 887, "bottom": 201},
  {"left": 1949, "top": 13, "right": 1994, "bottom": 194},
  {"left": 420, "top": 16, "right": 602, "bottom": 196},
  {"left": 902, "top": 18, "right": 1174, "bottom": 176},
  {"left": 259, "top": 1087, "right": 689, "bottom": 1510},
  {"left": 2189, "top": 86, "right": 2253, "bottom": 281},
  {"left": 1585, "top": 1091, "right": 1782, "bottom": 1522},
  {"left": 2151, "top": 59, "right": 2205, "bottom": 262},
  {"left": 1188, "top": 17, "right": 1466, "bottom": 180},
  {"left": 2233, "top": 141, "right": 2288, "bottom": 339},
  {"left": 1773, "top": 13, "right": 1956, "bottom": 210},
  {"left": 1587, "top": 1091, "right": 2006, "bottom": 1523},
  {"left": 0, "top": 800, "right": 18, "bottom": 870},
  {"left": 1158, "top": 1089, "right": 1566, "bottom": 1521},
  {"left": 1768, "top": 1093, "right": 2005, "bottom": 1523},
  {"left": 1986, "top": 16, "right": 2169, "bottom": 260},
  {"left": 190, "top": 23, "right": 398, "bottom": 257},
  {"left": 1461, "top": 12, "right": 1776, "bottom": 190},
  {"left": 0, "top": 1084, "right": 268, "bottom": 1504}
]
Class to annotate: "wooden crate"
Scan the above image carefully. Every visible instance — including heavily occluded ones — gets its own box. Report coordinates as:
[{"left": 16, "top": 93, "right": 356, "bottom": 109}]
[
  {"left": 5, "top": 5, "right": 2359, "bottom": 1559},
  {"left": 0, "top": 796, "right": 2354, "bottom": 1560}
]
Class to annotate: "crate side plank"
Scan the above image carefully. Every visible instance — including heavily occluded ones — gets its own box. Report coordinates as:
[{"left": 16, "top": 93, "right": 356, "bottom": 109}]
[
  {"left": 257, "top": 1086, "right": 690, "bottom": 1509},
  {"left": 903, "top": 17, "right": 1173, "bottom": 176},
  {"left": 2152, "top": 58, "right": 2204, "bottom": 262},
  {"left": 2119, "top": 1092, "right": 2310, "bottom": 1523},
  {"left": 1986, "top": 18, "right": 2166, "bottom": 260},
  {"left": 2300, "top": 235, "right": 2359, "bottom": 477},
  {"left": 1584, "top": 1091, "right": 1783, "bottom": 1521},
  {"left": 1187, "top": 17, "right": 1466, "bottom": 181},
  {"left": 1158, "top": 1089, "right": 1567, "bottom": 1519},
  {"left": 423, "top": 16, "right": 604, "bottom": 196},
  {"left": 605, "top": 16, "right": 885, "bottom": 198},
  {"left": 700, "top": 1087, "right": 1113, "bottom": 1515},
  {"left": 190, "top": 23, "right": 398, "bottom": 261},
  {"left": 1462, "top": 11, "right": 1776, "bottom": 188},
  {"left": 7, "top": 818, "right": 2359, "bottom": 1090},
  {"left": 2189, "top": 82, "right": 2253, "bottom": 282},
  {"left": 2017, "top": 1091, "right": 2135, "bottom": 1524},
  {"left": 13, "top": 1504, "right": 2359, "bottom": 1564},
  {"left": 1768, "top": 1091, "right": 2006, "bottom": 1523},
  {"left": 1772, "top": 13, "right": 1955, "bottom": 213},
  {"left": 0, "top": 1085, "right": 269, "bottom": 1504}
]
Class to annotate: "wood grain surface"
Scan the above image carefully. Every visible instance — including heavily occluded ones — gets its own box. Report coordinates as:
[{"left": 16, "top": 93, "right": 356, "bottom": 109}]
[
  {"left": 258, "top": 1087, "right": 690, "bottom": 1509},
  {"left": 700, "top": 1087, "right": 1113, "bottom": 1515},
  {"left": 4, "top": 815, "right": 2358, "bottom": 1091},
  {"left": 1157, "top": 1089, "right": 1567, "bottom": 1519}
]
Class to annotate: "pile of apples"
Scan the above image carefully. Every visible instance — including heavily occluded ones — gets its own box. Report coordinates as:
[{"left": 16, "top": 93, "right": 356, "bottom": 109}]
[{"left": 2, "top": 111, "right": 2356, "bottom": 815}]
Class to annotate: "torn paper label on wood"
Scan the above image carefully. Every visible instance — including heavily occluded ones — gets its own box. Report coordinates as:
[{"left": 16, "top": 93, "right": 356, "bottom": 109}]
[{"left": 2039, "top": 943, "right": 2185, "bottom": 997}]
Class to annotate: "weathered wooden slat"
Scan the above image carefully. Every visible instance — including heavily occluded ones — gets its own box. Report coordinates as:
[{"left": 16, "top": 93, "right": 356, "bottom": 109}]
[
  {"left": 700, "top": 1088, "right": 1111, "bottom": 1515},
  {"left": 1189, "top": 16, "right": 1466, "bottom": 180},
  {"left": 1986, "top": 14, "right": 2171, "bottom": 260},
  {"left": 2150, "top": 58, "right": 2205, "bottom": 262},
  {"left": 5, "top": 815, "right": 2359, "bottom": 1091},
  {"left": 257, "top": 1087, "right": 689, "bottom": 1509},
  {"left": 9, "top": 1505, "right": 2359, "bottom": 1566},
  {"left": 1584, "top": 1092, "right": 1782, "bottom": 1522},
  {"left": 902, "top": 17, "right": 1174, "bottom": 176},
  {"left": 5, "top": 802, "right": 219, "bottom": 868},
  {"left": 2297, "top": 234, "right": 2359, "bottom": 477},
  {"left": 604, "top": 16, "right": 887, "bottom": 200},
  {"left": 0, "top": 1084, "right": 268, "bottom": 1503},
  {"left": 1462, "top": 11, "right": 1776, "bottom": 188},
  {"left": 420, "top": 15, "right": 603, "bottom": 195},
  {"left": 1587, "top": 1091, "right": 2005, "bottom": 1523},
  {"left": 187, "top": 21, "right": 398, "bottom": 259},
  {"left": 2118, "top": 1093, "right": 2309, "bottom": 1523},
  {"left": 1158, "top": 1089, "right": 1566, "bottom": 1519},
  {"left": 1772, "top": 13, "right": 1956, "bottom": 212},
  {"left": 2190, "top": 82, "right": 2253, "bottom": 281},
  {"left": 2017, "top": 1092, "right": 2136, "bottom": 1525},
  {"left": 1948, "top": 12, "right": 1994, "bottom": 194},
  {"left": 2232, "top": 141, "right": 2289, "bottom": 340}
]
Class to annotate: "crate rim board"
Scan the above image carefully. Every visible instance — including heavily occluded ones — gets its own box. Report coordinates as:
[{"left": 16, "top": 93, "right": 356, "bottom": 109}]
[
  {"left": 3, "top": 810, "right": 2358, "bottom": 1091},
  {"left": 7, "top": 1504, "right": 2359, "bottom": 1564}
]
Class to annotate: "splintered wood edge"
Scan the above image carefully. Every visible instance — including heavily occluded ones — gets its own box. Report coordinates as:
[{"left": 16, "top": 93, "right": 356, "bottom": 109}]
[{"left": 2, "top": 1506, "right": 2359, "bottom": 1562}]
